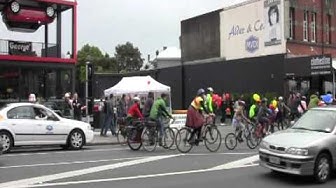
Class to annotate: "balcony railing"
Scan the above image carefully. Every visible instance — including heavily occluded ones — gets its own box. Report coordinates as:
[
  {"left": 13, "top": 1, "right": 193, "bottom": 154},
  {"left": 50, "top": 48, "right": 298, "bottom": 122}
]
[{"left": 0, "top": 39, "right": 60, "bottom": 58}]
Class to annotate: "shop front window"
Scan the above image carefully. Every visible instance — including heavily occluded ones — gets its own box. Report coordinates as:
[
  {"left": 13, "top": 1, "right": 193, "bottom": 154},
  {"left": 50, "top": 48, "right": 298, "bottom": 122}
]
[{"left": 0, "top": 68, "right": 19, "bottom": 100}]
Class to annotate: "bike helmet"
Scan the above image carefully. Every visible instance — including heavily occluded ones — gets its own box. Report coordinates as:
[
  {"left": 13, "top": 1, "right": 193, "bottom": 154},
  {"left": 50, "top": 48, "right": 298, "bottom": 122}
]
[
  {"left": 278, "top": 96, "right": 283, "bottom": 101},
  {"left": 207, "top": 87, "right": 214, "bottom": 92},
  {"left": 261, "top": 98, "right": 268, "bottom": 103},
  {"left": 197, "top": 88, "right": 205, "bottom": 96},
  {"left": 133, "top": 96, "right": 140, "bottom": 102}
]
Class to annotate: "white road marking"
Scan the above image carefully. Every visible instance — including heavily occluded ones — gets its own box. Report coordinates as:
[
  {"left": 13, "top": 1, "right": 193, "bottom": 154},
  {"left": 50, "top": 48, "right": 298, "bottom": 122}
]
[
  {"left": 18, "top": 155, "right": 260, "bottom": 188},
  {"left": 0, "top": 154, "right": 181, "bottom": 188},
  {"left": 185, "top": 152, "right": 257, "bottom": 156},
  {"left": 5, "top": 148, "right": 125, "bottom": 157},
  {"left": 209, "top": 155, "right": 259, "bottom": 170},
  {"left": 0, "top": 156, "right": 146, "bottom": 169}
]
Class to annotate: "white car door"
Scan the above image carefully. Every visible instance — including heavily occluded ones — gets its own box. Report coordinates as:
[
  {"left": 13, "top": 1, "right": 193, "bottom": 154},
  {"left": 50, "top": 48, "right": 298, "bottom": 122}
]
[
  {"left": 31, "top": 106, "right": 69, "bottom": 145},
  {"left": 6, "top": 106, "right": 39, "bottom": 145}
]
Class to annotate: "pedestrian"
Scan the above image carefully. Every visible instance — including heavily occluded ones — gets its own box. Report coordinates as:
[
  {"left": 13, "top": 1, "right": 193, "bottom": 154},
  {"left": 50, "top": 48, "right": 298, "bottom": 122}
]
[
  {"left": 117, "top": 94, "right": 127, "bottom": 118},
  {"left": 72, "top": 93, "right": 83, "bottom": 121},
  {"left": 220, "top": 93, "right": 229, "bottom": 125},
  {"left": 63, "top": 92, "right": 73, "bottom": 117},
  {"left": 28, "top": 93, "right": 36, "bottom": 103},
  {"left": 102, "top": 94, "right": 116, "bottom": 136},
  {"left": 100, "top": 97, "right": 107, "bottom": 136}
]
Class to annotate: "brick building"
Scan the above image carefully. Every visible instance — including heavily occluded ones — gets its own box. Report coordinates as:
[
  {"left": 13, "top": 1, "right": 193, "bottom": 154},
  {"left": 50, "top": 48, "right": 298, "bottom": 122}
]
[{"left": 286, "top": 0, "right": 336, "bottom": 58}]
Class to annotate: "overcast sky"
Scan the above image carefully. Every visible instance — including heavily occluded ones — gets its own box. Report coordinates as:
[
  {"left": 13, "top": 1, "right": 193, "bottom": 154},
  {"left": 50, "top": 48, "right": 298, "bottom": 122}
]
[{"left": 1, "top": 0, "right": 246, "bottom": 60}]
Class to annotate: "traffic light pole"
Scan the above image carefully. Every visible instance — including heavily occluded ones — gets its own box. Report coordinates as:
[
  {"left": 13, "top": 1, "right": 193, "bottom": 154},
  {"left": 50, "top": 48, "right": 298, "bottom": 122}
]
[{"left": 85, "top": 61, "right": 90, "bottom": 124}]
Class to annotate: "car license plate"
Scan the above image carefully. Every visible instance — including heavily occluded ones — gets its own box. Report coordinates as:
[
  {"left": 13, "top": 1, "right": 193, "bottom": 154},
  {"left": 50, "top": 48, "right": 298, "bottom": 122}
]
[{"left": 269, "top": 156, "right": 280, "bottom": 165}]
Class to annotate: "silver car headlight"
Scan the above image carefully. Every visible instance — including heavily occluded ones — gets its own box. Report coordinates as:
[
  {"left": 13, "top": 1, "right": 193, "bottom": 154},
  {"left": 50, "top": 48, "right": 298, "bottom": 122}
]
[
  {"left": 286, "top": 147, "right": 309, "bottom": 156},
  {"left": 260, "top": 141, "right": 269, "bottom": 149}
]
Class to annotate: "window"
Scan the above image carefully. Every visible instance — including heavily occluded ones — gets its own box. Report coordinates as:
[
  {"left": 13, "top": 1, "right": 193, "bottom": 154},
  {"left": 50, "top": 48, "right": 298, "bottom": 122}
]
[
  {"left": 7, "top": 106, "right": 34, "bottom": 119},
  {"left": 311, "top": 12, "right": 316, "bottom": 42},
  {"left": 326, "top": 14, "right": 331, "bottom": 44},
  {"left": 303, "top": 10, "right": 308, "bottom": 41},
  {"left": 289, "top": 7, "right": 295, "bottom": 39}
]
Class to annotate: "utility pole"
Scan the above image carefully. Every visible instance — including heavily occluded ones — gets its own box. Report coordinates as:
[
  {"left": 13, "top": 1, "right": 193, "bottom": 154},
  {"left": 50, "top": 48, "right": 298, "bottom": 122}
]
[{"left": 85, "top": 61, "right": 90, "bottom": 123}]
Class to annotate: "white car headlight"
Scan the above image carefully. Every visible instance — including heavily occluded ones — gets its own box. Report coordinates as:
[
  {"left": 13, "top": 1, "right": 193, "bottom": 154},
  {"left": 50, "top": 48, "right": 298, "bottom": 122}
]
[
  {"left": 286, "top": 147, "right": 309, "bottom": 156},
  {"left": 46, "top": 6, "right": 55, "bottom": 17},
  {"left": 10, "top": 1, "right": 20, "bottom": 13},
  {"left": 260, "top": 141, "right": 269, "bottom": 149}
]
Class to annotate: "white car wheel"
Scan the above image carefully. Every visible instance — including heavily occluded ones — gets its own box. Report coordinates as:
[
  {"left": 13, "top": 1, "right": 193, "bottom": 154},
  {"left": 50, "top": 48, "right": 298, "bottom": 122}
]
[
  {"left": 69, "top": 130, "right": 84, "bottom": 150},
  {"left": 0, "top": 131, "right": 13, "bottom": 153}
]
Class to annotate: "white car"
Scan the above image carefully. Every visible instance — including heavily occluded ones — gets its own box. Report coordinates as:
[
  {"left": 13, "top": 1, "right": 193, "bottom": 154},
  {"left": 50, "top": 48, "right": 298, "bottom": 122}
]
[{"left": 0, "top": 103, "right": 94, "bottom": 153}]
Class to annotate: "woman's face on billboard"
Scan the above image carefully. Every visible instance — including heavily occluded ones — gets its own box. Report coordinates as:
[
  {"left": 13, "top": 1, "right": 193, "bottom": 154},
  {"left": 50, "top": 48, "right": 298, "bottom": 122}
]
[{"left": 270, "top": 9, "right": 277, "bottom": 25}]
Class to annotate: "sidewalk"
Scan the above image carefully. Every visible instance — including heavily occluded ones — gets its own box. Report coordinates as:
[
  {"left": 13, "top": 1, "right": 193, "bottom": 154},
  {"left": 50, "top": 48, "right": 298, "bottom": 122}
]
[{"left": 89, "top": 123, "right": 235, "bottom": 146}]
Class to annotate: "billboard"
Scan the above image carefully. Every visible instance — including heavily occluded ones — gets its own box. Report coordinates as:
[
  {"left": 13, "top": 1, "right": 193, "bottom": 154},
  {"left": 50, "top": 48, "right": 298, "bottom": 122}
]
[{"left": 220, "top": 0, "right": 286, "bottom": 60}]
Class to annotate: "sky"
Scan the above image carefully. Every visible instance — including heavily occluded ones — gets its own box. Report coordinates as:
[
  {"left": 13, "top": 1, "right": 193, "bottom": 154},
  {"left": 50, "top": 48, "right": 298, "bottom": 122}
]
[{"left": 0, "top": 0, "right": 247, "bottom": 60}]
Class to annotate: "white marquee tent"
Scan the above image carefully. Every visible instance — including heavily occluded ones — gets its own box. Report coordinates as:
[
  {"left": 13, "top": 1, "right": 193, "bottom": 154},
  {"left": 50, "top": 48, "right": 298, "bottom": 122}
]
[{"left": 104, "top": 76, "right": 171, "bottom": 96}]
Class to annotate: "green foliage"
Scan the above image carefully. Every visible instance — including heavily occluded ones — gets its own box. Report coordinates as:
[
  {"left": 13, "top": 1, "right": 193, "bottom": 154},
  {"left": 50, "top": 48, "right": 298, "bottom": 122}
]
[
  {"left": 77, "top": 44, "right": 104, "bottom": 65},
  {"left": 115, "top": 42, "right": 143, "bottom": 73}
]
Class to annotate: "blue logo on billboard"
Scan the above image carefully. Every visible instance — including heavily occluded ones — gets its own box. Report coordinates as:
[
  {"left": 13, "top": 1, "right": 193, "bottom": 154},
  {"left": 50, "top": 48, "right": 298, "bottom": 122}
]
[
  {"left": 46, "top": 125, "right": 53, "bottom": 131},
  {"left": 245, "top": 35, "right": 259, "bottom": 53}
]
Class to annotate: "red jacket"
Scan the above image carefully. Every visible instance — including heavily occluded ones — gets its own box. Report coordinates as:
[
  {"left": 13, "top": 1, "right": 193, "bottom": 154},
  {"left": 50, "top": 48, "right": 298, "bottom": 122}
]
[{"left": 127, "top": 103, "right": 143, "bottom": 119}]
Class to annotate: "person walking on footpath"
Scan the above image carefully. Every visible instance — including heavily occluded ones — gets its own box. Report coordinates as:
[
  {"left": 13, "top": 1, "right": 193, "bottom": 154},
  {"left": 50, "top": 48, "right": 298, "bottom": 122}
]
[
  {"left": 72, "top": 93, "right": 83, "bottom": 121},
  {"left": 102, "top": 94, "right": 116, "bottom": 136}
]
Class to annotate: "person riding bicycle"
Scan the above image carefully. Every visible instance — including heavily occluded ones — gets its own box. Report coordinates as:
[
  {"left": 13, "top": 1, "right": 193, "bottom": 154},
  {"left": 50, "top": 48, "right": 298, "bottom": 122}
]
[
  {"left": 257, "top": 98, "right": 272, "bottom": 135},
  {"left": 232, "top": 101, "right": 251, "bottom": 142},
  {"left": 186, "top": 88, "right": 211, "bottom": 145},
  {"left": 149, "top": 93, "right": 173, "bottom": 146},
  {"left": 127, "top": 97, "right": 144, "bottom": 125},
  {"left": 205, "top": 87, "right": 216, "bottom": 124}
]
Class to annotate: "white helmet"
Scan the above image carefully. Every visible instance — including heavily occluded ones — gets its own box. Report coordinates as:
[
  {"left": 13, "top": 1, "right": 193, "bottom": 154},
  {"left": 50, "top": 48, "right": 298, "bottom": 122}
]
[
  {"left": 64, "top": 93, "right": 70, "bottom": 98},
  {"left": 133, "top": 97, "right": 140, "bottom": 102},
  {"left": 207, "top": 87, "right": 214, "bottom": 92},
  {"left": 278, "top": 96, "right": 283, "bottom": 101}
]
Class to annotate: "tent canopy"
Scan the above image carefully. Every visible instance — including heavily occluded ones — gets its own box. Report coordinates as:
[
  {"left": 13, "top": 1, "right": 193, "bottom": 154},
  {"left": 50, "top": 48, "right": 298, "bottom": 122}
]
[{"left": 104, "top": 76, "right": 171, "bottom": 96}]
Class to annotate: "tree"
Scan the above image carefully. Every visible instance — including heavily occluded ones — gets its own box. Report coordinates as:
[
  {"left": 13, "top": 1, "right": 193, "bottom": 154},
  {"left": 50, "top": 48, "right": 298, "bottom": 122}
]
[
  {"left": 115, "top": 42, "right": 143, "bottom": 73},
  {"left": 76, "top": 44, "right": 105, "bottom": 83}
]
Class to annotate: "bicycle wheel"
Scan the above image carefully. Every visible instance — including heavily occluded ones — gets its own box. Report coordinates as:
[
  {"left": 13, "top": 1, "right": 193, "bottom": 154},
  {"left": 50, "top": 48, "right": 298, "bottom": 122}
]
[
  {"left": 224, "top": 133, "right": 237, "bottom": 150},
  {"left": 127, "top": 128, "right": 142, "bottom": 151},
  {"left": 162, "top": 127, "right": 175, "bottom": 150},
  {"left": 246, "top": 127, "right": 261, "bottom": 149},
  {"left": 205, "top": 126, "right": 222, "bottom": 152},
  {"left": 176, "top": 127, "right": 193, "bottom": 153},
  {"left": 141, "top": 127, "right": 157, "bottom": 152},
  {"left": 116, "top": 128, "right": 127, "bottom": 146}
]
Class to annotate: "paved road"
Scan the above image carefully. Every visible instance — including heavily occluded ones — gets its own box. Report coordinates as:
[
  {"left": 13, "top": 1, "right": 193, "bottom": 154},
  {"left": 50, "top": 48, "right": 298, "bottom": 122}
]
[{"left": 0, "top": 142, "right": 335, "bottom": 188}]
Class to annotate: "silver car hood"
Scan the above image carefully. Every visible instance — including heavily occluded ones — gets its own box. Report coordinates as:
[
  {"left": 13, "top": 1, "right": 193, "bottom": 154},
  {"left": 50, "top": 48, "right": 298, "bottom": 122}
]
[{"left": 264, "top": 129, "right": 327, "bottom": 148}]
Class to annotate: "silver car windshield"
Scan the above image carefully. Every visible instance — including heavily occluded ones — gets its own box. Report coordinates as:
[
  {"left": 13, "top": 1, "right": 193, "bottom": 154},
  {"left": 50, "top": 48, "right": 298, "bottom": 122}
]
[{"left": 291, "top": 110, "right": 336, "bottom": 133}]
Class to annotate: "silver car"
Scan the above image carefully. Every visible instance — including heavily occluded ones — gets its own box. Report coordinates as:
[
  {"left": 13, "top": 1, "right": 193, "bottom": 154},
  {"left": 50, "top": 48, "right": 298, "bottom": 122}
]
[{"left": 259, "top": 107, "right": 336, "bottom": 183}]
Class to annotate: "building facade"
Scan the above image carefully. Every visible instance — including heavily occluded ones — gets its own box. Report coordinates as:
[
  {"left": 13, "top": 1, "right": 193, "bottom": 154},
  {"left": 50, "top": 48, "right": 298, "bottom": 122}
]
[
  {"left": 180, "top": 0, "right": 336, "bottom": 105},
  {"left": 0, "top": 0, "right": 77, "bottom": 102}
]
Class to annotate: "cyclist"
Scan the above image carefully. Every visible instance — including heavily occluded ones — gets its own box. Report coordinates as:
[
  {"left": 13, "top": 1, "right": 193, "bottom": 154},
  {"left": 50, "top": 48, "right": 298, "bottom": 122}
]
[
  {"left": 257, "top": 98, "right": 272, "bottom": 135},
  {"left": 186, "top": 88, "right": 210, "bottom": 145},
  {"left": 149, "top": 93, "right": 173, "bottom": 145},
  {"left": 232, "top": 101, "right": 251, "bottom": 142},
  {"left": 127, "top": 97, "right": 143, "bottom": 122},
  {"left": 142, "top": 92, "right": 154, "bottom": 119}
]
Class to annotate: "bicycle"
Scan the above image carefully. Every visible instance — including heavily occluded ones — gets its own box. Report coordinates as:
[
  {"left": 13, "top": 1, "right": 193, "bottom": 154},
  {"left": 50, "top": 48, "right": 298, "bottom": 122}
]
[
  {"left": 225, "top": 122, "right": 257, "bottom": 150},
  {"left": 141, "top": 118, "right": 176, "bottom": 152},
  {"left": 126, "top": 120, "right": 145, "bottom": 151},
  {"left": 175, "top": 115, "right": 222, "bottom": 153}
]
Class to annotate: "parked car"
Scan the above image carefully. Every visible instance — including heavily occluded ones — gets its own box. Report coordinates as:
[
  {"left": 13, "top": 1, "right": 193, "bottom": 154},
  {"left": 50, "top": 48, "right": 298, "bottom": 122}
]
[
  {"left": 1, "top": 0, "right": 56, "bottom": 32},
  {"left": 259, "top": 106, "right": 336, "bottom": 183},
  {"left": 0, "top": 103, "right": 94, "bottom": 153}
]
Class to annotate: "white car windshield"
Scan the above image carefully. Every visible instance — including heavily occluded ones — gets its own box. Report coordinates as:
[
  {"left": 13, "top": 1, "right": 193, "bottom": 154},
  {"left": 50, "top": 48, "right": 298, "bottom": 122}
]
[{"left": 291, "top": 109, "right": 336, "bottom": 133}]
